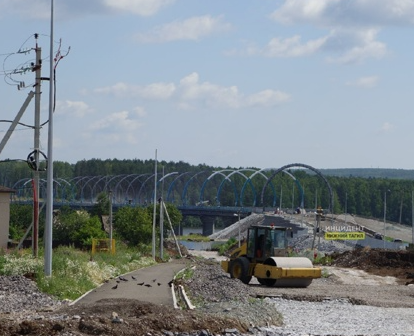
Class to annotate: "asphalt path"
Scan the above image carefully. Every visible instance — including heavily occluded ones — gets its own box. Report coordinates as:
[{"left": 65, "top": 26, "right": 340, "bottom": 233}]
[{"left": 73, "top": 259, "right": 188, "bottom": 307}]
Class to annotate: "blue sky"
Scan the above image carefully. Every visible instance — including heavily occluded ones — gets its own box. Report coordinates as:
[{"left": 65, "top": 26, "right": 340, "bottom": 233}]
[{"left": 0, "top": 0, "right": 413, "bottom": 170}]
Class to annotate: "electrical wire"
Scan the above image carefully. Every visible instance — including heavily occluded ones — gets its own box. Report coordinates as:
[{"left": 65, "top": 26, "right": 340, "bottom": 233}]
[
  {"left": 0, "top": 34, "right": 69, "bottom": 164},
  {"left": 0, "top": 120, "right": 35, "bottom": 129}
]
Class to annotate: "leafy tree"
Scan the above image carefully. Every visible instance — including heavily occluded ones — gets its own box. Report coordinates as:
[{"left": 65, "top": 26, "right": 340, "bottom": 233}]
[
  {"left": 91, "top": 192, "right": 110, "bottom": 217},
  {"left": 72, "top": 216, "right": 107, "bottom": 247},
  {"left": 53, "top": 207, "right": 106, "bottom": 247},
  {"left": 53, "top": 161, "right": 74, "bottom": 178},
  {"left": 146, "top": 202, "right": 183, "bottom": 236},
  {"left": 114, "top": 206, "right": 152, "bottom": 246},
  {"left": 9, "top": 204, "right": 32, "bottom": 240},
  {"left": 181, "top": 216, "right": 202, "bottom": 228}
]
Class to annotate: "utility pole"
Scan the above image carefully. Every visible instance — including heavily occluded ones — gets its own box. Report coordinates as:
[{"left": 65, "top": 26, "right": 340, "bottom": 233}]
[
  {"left": 159, "top": 197, "right": 164, "bottom": 259},
  {"left": 160, "top": 166, "right": 165, "bottom": 259},
  {"left": 44, "top": 0, "right": 55, "bottom": 277},
  {"left": 412, "top": 191, "right": 414, "bottom": 245},
  {"left": 109, "top": 190, "right": 113, "bottom": 252},
  {"left": 33, "top": 35, "right": 42, "bottom": 258},
  {"left": 152, "top": 150, "right": 157, "bottom": 260}
]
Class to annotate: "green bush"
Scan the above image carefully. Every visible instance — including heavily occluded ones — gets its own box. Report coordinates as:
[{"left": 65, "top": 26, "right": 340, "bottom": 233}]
[
  {"left": 218, "top": 237, "right": 237, "bottom": 255},
  {"left": 54, "top": 208, "right": 107, "bottom": 247}
]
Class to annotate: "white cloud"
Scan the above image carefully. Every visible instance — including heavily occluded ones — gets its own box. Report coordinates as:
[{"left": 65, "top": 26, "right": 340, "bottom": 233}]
[
  {"left": 134, "top": 15, "right": 232, "bottom": 43},
  {"left": 56, "top": 100, "right": 93, "bottom": 118},
  {"left": 104, "top": 0, "right": 174, "bottom": 16},
  {"left": 246, "top": 90, "right": 291, "bottom": 107},
  {"left": 379, "top": 122, "right": 395, "bottom": 133},
  {"left": 94, "top": 73, "right": 290, "bottom": 110},
  {"left": 0, "top": 0, "right": 174, "bottom": 20},
  {"left": 249, "top": 35, "right": 327, "bottom": 58},
  {"left": 88, "top": 110, "right": 144, "bottom": 144},
  {"left": 90, "top": 111, "right": 143, "bottom": 135},
  {"left": 133, "top": 106, "right": 147, "bottom": 117},
  {"left": 177, "top": 72, "right": 290, "bottom": 109},
  {"left": 271, "top": 0, "right": 414, "bottom": 27},
  {"left": 0, "top": 0, "right": 50, "bottom": 19},
  {"left": 94, "top": 82, "right": 176, "bottom": 100},
  {"left": 245, "top": 27, "right": 387, "bottom": 63},
  {"left": 262, "top": 1, "right": 396, "bottom": 63},
  {"left": 346, "top": 76, "right": 379, "bottom": 88},
  {"left": 325, "top": 29, "right": 387, "bottom": 64}
]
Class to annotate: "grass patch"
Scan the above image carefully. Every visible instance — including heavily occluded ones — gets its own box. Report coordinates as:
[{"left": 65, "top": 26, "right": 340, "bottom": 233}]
[
  {"left": 177, "top": 234, "right": 211, "bottom": 242},
  {"left": 218, "top": 237, "right": 237, "bottom": 255},
  {"left": 175, "top": 266, "right": 195, "bottom": 281},
  {"left": 0, "top": 244, "right": 156, "bottom": 301}
]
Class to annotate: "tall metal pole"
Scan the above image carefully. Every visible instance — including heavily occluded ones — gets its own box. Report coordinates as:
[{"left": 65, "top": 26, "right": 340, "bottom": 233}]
[
  {"left": 109, "top": 190, "right": 113, "bottom": 251},
  {"left": 152, "top": 150, "right": 157, "bottom": 260},
  {"left": 160, "top": 198, "right": 164, "bottom": 258},
  {"left": 238, "top": 211, "right": 241, "bottom": 247},
  {"left": 160, "top": 166, "right": 164, "bottom": 259},
  {"left": 291, "top": 183, "right": 294, "bottom": 217},
  {"left": 344, "top": 192, "right": 348, "bottom": 225},
  {"left": 33, "top": 40, "right": 41, "bottom": 258},
  {"left": 44, "top": 0, "right": 54, "bottom": 276},
  {"left": 279, "top": 186, "right": 282, "bottom": 211},
  {"left": 412, "top": 190, "right": 414, "bottom": 244}
]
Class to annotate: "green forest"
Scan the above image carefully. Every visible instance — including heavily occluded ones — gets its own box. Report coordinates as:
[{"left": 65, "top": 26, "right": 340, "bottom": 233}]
[{"left": 2, "top": 159, "right": 414, "bottom": 227}]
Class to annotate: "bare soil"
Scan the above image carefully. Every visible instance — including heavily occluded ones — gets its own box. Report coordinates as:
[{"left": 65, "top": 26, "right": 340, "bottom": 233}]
[
  {"left": 330, "top": 247, "right": 414, "bottom": 285},
  {"left": 0, "top": 248, "right": 413, "bottom": 335}
]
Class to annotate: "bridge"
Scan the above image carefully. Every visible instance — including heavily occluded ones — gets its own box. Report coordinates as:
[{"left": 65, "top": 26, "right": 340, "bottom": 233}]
[{"left": 11, "top": 164, "right": 333, "bottom": 235}]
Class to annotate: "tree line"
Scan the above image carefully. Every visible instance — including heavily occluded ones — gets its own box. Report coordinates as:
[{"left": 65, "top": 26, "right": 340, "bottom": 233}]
[{"left": 2, "top": 159, "right": 414, "bottom": 226}]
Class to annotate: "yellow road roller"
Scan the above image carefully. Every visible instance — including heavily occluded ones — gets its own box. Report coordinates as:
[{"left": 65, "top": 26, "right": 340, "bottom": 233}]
[{"left": 221, "top": 225, "right": 321, "bottom": 287}]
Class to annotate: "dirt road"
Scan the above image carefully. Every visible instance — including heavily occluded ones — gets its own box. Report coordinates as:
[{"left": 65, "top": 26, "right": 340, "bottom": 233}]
[{"left": 191, "top": 250, "right": 414, "bottom": 308}]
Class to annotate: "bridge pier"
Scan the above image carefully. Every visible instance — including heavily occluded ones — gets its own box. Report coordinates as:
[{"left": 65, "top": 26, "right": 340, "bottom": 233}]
[{"left": 200, "top": 216, "right": 216, "bottom": 236}]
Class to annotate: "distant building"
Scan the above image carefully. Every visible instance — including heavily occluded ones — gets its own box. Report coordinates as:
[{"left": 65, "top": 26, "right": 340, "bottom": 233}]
[{"left": 0, "top": 186, "right": 15, "bottom": 249}]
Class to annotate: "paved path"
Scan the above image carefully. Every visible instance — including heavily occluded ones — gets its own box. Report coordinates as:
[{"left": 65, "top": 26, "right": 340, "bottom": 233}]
[{"left": 74, "top": 259, "right": 188, "bottom": 307}]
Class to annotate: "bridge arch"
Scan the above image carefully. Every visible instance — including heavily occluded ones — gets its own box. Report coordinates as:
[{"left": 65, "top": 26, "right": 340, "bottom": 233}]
[
  {"left": 216, "top": 169, "right": 257, "bottom": 207},
  {"left": 165, "top": 172, "right": 191, "bottom": 204},
  {"left": 154, "top": 172, "right": 179, "bottom": 201},
  {"left": 181, "top": 171, "right": 211, "bottom": 206},
  {"left": 125, "top": 173, "right": 152, "bottom": 204},
  {"left": 260, "top": 163, "right": 333, "bottom": 212},
  {"left": 199, "top": 170, "right": 238, "bottom": 206},
  {"left": 239, "top": 169, "right": 276, "bottom": 207}
]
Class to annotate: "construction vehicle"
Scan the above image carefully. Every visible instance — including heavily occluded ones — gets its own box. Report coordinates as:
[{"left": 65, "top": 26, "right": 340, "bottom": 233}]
[{"left": 221, "top": 225, "right": 321, "bottom": 287}]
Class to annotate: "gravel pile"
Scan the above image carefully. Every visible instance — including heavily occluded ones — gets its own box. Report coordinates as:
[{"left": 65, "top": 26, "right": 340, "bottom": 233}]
[
  {"left": 0, "top": 275, "right": 62, "bottom": 314},
  {"left": 290, "top": 233, "right": 353, "bottom": 254},
  {"left": 263, "top": 297, "right": 414, "bottom": 336},
  {"left": 181, "top": 259, "right": 255, "bottom": 304},
  {"left": 181, "top": 259, "right": 283, "bottom": 331}
]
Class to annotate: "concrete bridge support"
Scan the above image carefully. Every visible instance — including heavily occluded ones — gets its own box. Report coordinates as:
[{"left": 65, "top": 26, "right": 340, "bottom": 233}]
[{"left": 200, "top": 216, "right": 216, "bottom": 236}]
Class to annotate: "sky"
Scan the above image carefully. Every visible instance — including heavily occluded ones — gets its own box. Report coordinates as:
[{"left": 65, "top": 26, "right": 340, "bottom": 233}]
[{"left": 0, "top": 0, "right": 414, "bottom": 170}]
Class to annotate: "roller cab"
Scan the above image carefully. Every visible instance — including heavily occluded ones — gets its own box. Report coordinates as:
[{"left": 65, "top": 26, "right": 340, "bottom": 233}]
[{"left": 221, "top": 225, "right": 321, "bottom": 287}]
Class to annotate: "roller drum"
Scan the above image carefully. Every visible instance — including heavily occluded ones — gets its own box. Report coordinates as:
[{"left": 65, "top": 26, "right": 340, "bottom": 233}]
[{"left": 264, "top": 257, "right": 314, "bottom": 287}]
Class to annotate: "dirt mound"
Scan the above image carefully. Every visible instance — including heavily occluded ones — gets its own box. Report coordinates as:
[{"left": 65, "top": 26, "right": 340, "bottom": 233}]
[
  {"left": 330, "top": 248, "right": 414, "bottom": 284},
  {"left": 163, "top": 239, "right": 189, "bottom": 258},
  {"left": 0, "top": 298, "right": 248, "bottom": 336}
]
